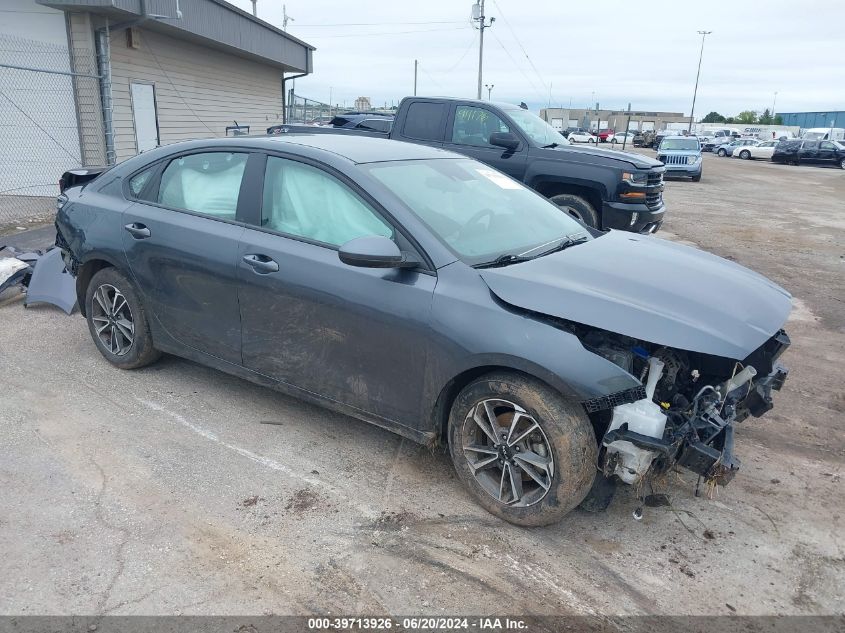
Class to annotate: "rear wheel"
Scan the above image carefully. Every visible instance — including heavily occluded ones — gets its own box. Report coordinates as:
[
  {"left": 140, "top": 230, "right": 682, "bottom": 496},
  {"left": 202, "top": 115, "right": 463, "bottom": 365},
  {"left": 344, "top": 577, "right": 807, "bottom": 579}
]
[
  {"left": 549, "top": 193, "right": 599, "bottom": 228},
  {"left": 840, "top": 158, "right": 845, "bottom": 169},
  {"left": 447, "top": 372, "right": 597, "bottom": 526},
  {"left": 85, "top": 267, "right": 160, "bottom": 369},
  {"left": 739, "top": 150, "right": 751, "bottom": 160},
  {"left": 717, "top": 148, "right": 727, "bottom": 157}
]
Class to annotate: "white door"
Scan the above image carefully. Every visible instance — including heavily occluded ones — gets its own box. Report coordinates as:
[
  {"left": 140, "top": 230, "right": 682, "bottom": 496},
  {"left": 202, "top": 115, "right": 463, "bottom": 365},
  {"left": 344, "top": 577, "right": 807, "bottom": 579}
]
[
  {"left": 551, "top": 118, "right": 563, "bottom": 130},
  {"left": 130, "top": 82, "right": 159, "bottom": 152}
]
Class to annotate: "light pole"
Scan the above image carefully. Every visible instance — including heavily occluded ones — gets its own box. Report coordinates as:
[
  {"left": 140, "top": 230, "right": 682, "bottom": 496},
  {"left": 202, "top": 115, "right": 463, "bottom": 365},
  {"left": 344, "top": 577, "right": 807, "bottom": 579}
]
[
  {"left": 771, "top": 91, "right": 778, "bottom": 120},
  {"left": 688, "top": 30, "right": 712, "bottom": 133},
  {"left": 472, "top": 1, "right": 494, "bottom": 100},
  {"left": 485, "top": 84, "right": 494, "bottom": 100}
]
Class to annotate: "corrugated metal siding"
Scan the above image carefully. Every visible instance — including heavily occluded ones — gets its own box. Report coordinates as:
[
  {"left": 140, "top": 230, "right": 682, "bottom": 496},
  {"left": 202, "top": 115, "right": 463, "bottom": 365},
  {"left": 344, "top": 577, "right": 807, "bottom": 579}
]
[
  {"left": 779, "top": 111, "right": 845, "bottom": 130},
  {"left": 39, "top": 0, "right": 312, "bottom": 71},
  {"left": 109, "top": 27, "right": 284, "bottom": 162}
]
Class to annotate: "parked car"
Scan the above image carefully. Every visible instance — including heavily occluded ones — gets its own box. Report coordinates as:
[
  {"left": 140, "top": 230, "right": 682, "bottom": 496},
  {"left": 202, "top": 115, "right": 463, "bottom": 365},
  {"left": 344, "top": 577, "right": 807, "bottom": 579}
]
[
  {"left": 609, "top": 132, "right": 637, "bottom": 145},
  {"left": 55, "top": 134, "right": 792, "bottom": 526},
  {"left": 772, "top": 139, "right": 845, "bottom": 168},
  {"left": 568, "top": 130, "right": 598, "bottom": 144},
  {"left": 801, "top": 127, "right": 845, "bottom": 142},
  {"left": 652, "top": 130, "right": 684, "bottom": 150},
  {"left": 633, "top": 131, "right": 655, "bottom": 148},
  {"left": 715, "top": 138, "right": 759, "bottom": 157},
  {"left": 329, "top": 113, "right": 394, "bottom": 133},
  {"left": 597, "top": 128, "right": 615, "bottom": 143},
  {"left": 269, "top": 97, "right": 668, "bottom": 233},
  {"left": 733, "top": 139, "right": 778, "bottom": 160},
  {"left": 562, "top": 126, "right": 589, "bottom": 138},
  {"left": 656, "top": 136, "right": 703, "bottom": 181}
]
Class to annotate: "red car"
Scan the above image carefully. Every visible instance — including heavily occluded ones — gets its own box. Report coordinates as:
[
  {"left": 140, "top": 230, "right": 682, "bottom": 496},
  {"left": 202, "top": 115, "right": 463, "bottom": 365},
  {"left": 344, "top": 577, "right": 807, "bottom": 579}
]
[{"left": 598, "top": 128, "right": 615, "bottom": 143}]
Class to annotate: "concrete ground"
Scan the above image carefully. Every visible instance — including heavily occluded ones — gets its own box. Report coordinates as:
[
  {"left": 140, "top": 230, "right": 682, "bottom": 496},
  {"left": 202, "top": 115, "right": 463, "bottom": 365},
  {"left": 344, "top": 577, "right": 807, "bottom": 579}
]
[{"left": 0, "top": 152, "right": 843, "bottom": 617}]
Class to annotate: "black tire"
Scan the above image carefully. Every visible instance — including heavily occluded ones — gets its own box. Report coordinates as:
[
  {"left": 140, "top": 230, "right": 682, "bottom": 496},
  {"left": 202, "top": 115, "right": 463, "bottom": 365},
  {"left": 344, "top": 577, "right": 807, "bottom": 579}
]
[
  {"left": 447, "top": 372, "right": 597, "bottom": 526},
  {"left": 692, "top": 173, "right": 702, "bottom": 182},
  {"left": 549, "top": 193, "right": 599, "bottom": 228},
  {"left": 840, "top": 158, "right": 845, "bottom": 170},
  {"left": 85, "top": 267, "right": 160, "bottom": 369},
  {"left": 717, "top": 148, "right": 727, "bottom": 157},
  {"left": 739, "top": 150, "right": 751, "bottom": 160}
]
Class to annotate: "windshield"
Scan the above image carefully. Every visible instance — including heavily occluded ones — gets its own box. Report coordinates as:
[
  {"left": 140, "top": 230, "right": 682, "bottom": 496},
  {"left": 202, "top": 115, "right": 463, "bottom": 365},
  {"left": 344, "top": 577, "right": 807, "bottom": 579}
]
[
  {"left": 660, "top": 138, "right": 699, "bottom": 150},
  {"left": 506, "top": 109, "right": 569, "bottom": 146},
  {"left": 803, "top": 131, "right": 825, "bottom": 140},
  {"left": 364, "top": 158, "right": 589, "bottom": 264}
]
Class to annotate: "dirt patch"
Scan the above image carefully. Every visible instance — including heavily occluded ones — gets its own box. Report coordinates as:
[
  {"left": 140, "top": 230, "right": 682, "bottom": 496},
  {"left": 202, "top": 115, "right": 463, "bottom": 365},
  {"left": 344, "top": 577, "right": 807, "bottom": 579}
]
[{"left": 284, "top": 488, "right": 323, "bottom": 513}]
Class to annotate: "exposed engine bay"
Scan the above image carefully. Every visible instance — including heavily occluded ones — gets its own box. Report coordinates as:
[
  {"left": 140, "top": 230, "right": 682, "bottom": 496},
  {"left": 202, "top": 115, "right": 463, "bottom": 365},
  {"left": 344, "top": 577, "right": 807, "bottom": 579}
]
[{"left": 572, "top": 324, "right": 790, "bottom": 491}]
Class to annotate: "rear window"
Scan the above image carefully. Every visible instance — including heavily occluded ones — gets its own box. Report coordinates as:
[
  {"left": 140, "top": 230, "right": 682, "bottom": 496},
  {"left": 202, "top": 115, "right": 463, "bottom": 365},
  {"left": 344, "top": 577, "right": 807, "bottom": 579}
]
[
  {"left": 401, "top": 102, "right": 446, "bottom": 141},
  {"left": 356, "top": 118, "right": 392, "bottom": 133}
]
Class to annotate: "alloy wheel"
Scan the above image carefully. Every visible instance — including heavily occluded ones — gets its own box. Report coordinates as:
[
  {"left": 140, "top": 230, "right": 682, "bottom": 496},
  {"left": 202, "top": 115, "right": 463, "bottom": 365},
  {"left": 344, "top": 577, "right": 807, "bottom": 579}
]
[
  {"left": 91, "top": 283, "right": 135, "bottom": 356},
  {"left": 461, "top": 398, "right": 555, "bottom": 507}
]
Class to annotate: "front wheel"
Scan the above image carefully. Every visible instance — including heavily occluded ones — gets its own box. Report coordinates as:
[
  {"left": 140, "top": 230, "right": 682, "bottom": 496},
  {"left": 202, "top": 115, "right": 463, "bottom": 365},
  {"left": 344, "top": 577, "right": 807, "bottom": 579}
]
[
  {"left": 447, "top": 372, "right": 597, "bottom": 526},
  {"left": 85, "top": 267, "right": 161, "bottom": 369},
  {"left": 549, "top": 193, "right": 599, "bottom": 228},
  {"left": 840, "top": 158, "right": 845, "bottom": 170},
  {"left": 717, "top": 148, "right": 727, "bottom": 157}
]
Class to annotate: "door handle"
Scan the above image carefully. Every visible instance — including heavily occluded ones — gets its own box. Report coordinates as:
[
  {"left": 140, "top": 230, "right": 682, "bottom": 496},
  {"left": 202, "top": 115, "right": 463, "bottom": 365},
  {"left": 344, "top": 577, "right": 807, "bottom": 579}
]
[
  {"left": 242, "top": 254, "right": 279, "bottom": 274},
  {"left": 124, "top": 223, "right": 151, "bottom": 239}
]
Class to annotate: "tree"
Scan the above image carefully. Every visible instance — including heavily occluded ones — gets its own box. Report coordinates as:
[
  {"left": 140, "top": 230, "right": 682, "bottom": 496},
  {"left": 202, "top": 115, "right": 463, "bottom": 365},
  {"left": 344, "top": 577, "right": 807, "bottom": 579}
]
[
  {"left": 701, "top": 111, "right": 726, "bottom": 123},
  {"left": 774, "top": 115, "right": 783, "bottom": 125},
  {"left": 736, "top": 110, "right": 758, "bottom": 124},
  {"left": 758, "top": 108, "right": 773, "bottom": 125}
]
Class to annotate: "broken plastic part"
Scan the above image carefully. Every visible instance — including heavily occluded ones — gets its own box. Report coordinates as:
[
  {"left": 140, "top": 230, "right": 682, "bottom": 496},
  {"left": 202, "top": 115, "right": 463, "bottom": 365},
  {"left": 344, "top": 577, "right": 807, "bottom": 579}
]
[{"left": 23, "top": 248, "right": 77, "bottom": 314}]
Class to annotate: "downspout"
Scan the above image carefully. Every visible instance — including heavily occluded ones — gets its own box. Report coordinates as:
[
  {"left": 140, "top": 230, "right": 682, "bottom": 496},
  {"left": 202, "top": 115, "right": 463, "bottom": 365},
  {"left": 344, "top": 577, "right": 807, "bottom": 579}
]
[
  {"left": 282, "top": 72, "right": 308, "bottom": 124},
  {"left": 94, "top": 0, "right": 155, "bottom": 165}
]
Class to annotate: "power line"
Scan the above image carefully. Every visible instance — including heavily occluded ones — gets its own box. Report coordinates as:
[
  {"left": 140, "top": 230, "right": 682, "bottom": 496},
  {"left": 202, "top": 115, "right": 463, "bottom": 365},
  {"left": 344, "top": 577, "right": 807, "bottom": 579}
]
[
  {"left": 292, "top": 21, "right": 466, "bottom": 27},
  {"left": 490, "top": 0, "right": 550, "bottom": 98},
  {"left": 308, "top": 27, "right": 468, "bottom": 39},
  {"left": 488, "top": 30, "right": 546, "bottom": 103}
]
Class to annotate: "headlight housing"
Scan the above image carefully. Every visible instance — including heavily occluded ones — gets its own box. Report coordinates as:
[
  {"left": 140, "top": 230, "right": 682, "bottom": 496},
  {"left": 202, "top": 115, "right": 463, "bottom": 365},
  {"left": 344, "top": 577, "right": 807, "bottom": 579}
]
[
  {"left": 687, "top": 155, "right": 699, "bottom": 165},
  {"left": 622, "top": 171, "right": 648, "bottom": 185}
]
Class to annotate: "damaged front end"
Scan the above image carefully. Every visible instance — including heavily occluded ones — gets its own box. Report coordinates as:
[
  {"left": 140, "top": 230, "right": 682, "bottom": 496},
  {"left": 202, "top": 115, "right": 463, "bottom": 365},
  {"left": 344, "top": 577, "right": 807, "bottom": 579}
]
[{"left": 576, "top": 326, "right": 790, "bottom": 492}]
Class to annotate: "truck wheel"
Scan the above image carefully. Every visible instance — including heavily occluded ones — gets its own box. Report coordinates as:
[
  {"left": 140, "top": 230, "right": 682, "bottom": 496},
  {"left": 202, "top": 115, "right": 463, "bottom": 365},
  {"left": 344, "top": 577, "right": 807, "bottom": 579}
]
[
  {"left": 85, "top": 267, "right": 161, "bottom": 369},
  {"left": 447, "top": 372, "right": 597, "bottom": 526},
  {"left": 549, "top": 193, "right": 599, "bottom": 228}
]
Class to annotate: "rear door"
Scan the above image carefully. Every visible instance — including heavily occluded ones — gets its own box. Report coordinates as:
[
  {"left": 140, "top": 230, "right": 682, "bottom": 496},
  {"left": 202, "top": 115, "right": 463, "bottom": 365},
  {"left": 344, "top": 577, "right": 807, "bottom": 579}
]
[
  {"left": 799, "top": 141, "right": 820, "bottom": 163},
  {"left": 121, "top": 150, "right": 253, "bottom": 364},
  {"left": 235, "top": 153, "right": 436, "bottom": 426},
  {"left": 817, "top": 141, "right": 838, "bottom": 164},
  {"left": 443, "top": 104, "right": 528, "bottom": 180},
  {"left": 391, "top": 100, "right": 448, "bottom": 148}
]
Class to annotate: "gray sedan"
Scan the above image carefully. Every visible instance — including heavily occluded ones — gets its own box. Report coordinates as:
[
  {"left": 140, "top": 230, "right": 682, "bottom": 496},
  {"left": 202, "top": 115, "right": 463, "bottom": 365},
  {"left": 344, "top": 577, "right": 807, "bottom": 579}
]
[{"left": 56, "top": 135, "right": 791, "bottom": 525}]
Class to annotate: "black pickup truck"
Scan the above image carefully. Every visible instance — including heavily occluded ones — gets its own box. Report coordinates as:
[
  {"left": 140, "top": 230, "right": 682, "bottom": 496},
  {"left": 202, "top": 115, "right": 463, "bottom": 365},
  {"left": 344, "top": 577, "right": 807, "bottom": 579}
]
[{"left": 269, "top": 97, "right": 667, "bottom": 233}]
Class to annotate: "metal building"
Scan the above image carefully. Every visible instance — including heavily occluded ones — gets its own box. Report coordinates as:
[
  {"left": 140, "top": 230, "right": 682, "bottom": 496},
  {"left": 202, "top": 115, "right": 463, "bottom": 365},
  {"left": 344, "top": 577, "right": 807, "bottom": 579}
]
[
  {"left": 1, "top": 0, "right": 313, "bottom": 223},
  {"left": 777, "top": 111, "right": 845, "bottom": 130}
]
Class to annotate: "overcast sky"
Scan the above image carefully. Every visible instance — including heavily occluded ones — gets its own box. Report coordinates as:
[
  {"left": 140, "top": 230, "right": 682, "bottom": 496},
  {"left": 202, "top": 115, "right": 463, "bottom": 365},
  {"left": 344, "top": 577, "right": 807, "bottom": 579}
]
[{"left": 229, "top": 0, "right": 843, "bottom": 117}]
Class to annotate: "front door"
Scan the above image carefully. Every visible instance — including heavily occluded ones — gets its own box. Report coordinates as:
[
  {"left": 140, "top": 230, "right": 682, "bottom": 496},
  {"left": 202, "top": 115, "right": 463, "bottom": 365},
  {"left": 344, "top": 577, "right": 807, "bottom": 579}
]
[
  {"left": 237, "top": 154, "right": 436, "bottom": 425},
  {"left": 122, "top": 150, "right": 250, "bottom": 364},
  {"left": 818, "top": 141, "right": 838, "bottom": 164},
  {"left": 445, "top": 104, "right": 528, "bottom": 181}
]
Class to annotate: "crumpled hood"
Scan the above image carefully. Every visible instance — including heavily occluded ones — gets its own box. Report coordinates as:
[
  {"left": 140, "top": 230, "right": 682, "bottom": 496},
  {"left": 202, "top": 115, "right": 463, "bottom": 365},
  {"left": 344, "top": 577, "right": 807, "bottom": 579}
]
[{"left": 479, "top": 231, "right": 792, "bottom": 360}]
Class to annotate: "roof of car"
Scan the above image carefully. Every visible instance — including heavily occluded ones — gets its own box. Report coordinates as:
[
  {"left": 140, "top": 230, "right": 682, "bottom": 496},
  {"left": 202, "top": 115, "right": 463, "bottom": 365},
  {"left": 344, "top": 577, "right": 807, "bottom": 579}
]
[{"left": 265, "top": 133, "right": 450, "bottom": 163}]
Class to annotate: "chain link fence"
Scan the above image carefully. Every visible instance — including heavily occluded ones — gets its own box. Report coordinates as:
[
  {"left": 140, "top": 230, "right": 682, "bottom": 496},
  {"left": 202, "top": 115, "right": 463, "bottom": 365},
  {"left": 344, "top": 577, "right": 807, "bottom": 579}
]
[
  {"left": 0, "top": 33, "right": 100, "bottom": 227},
  {"left": 286, "top": 92, "right": 334, "bottom": 124}
]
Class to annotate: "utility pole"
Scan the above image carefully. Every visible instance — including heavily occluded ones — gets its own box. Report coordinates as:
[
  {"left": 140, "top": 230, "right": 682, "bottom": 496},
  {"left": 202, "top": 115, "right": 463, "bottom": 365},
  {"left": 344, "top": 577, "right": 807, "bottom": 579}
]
[
  {"left": 282, "top": 4, "right": 294, "bottom": 30},
  {"left": 472, "top": 1, "right": 494, "bottom": 100},
  {"left": 688, "top": 30, "right": 712, "bottom": 133},
  {"left": 485, "top": 84, "right": 494, "bottom": 100},
  {"left": 414, "top": 59, "right": 418, "bottom": 96},
  {"left": 771, "top": 91, "right": 778, "bottom": 120},
  {"left": 250, "top": 0, "right": 257, "bottom": 16},
  {"left": 622, "top": 102, "right": 632, "bottom": 151}
]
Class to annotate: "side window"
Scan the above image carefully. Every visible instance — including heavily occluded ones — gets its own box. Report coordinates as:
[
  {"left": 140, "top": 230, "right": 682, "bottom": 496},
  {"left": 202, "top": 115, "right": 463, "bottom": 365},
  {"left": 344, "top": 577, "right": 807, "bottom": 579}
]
[
  {"left": 127, "top": 166, "right": 155, "bottom": 199},
  {"left": 451, "top": 106, "right": 510, "bottom": 147},
  {"left": 261, "top": 156, "right": 393, "bottom": 247},
  {"left": 820, "top": 141, "right": 835, "bottom": 150},
  {"left": 158, "top": 152, "right": 248, "bottom": 220},
  {"left": 401, "top": 102, "right": 446, "bottom": 141},
  {"left": 356, "top": 118, "right": 392, "bottom": 133}
]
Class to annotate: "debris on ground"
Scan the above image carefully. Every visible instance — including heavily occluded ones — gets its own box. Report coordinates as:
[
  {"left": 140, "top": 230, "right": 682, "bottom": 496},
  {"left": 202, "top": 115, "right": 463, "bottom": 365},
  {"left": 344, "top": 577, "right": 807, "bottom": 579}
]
[{"left": 0, "top": 245, "right": 77, "bottom": 314}]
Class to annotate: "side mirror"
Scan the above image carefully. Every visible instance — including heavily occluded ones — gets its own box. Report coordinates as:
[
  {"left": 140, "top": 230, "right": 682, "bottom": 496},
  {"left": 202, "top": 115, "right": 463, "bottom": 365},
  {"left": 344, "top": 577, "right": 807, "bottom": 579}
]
[
  {"left": 489, "top": 132, "right": 520, "bottom": 151},
  {"left": 338, "top": 235, "right": 417, "bottom": 269}
]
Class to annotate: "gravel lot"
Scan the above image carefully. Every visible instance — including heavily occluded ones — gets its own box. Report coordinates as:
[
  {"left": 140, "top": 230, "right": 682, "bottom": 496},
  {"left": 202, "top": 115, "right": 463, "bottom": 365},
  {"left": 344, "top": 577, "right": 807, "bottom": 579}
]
[{"left": 1, "top": 151, "right": 843, "bottom": 617}]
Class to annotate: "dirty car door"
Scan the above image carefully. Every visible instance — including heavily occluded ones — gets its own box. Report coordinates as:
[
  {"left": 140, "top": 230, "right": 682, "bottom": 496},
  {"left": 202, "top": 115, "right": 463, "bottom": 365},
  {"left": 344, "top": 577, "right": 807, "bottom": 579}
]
[
  {"left": 237, "top": 154, "right": 436, "bottom": 425},
  {"left": 121, "top": 151, "right": 249, "bottom": 364}
]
